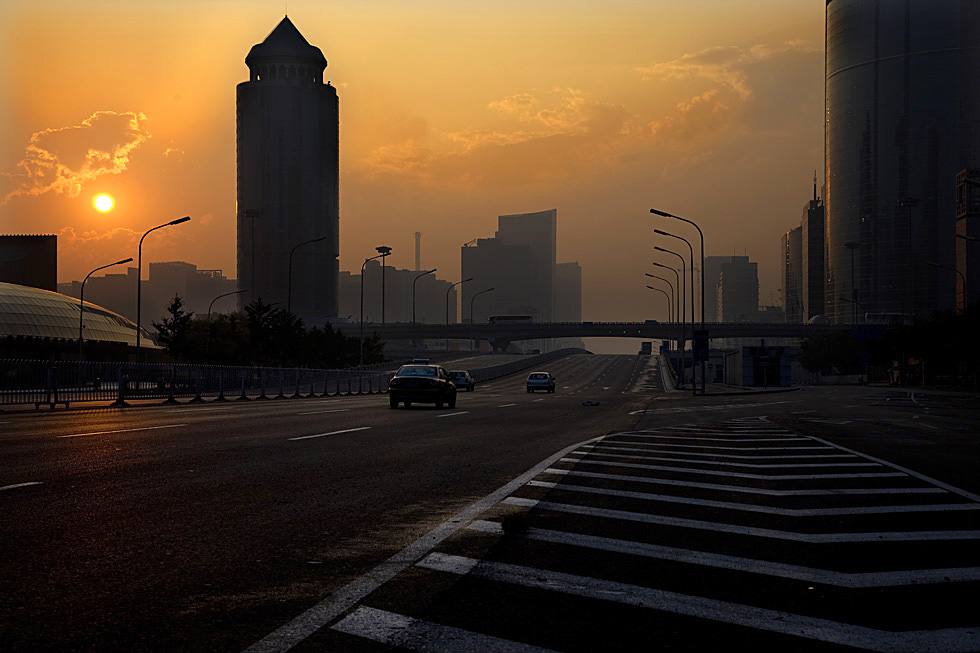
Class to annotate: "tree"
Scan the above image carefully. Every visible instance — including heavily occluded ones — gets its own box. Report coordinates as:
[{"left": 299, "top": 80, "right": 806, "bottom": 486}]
[{"left": 152, "top": 295, "right": 194, "bottom": 363}]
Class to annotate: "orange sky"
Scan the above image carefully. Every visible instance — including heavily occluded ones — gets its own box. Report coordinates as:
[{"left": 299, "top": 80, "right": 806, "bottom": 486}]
[{"left": 0, "top": 0, "right": 825, "bottom": 339}]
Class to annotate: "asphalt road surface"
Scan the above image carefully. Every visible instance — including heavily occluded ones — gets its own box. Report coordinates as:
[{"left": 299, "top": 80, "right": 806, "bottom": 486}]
[{"left": 2, "top": 354, "right": 978, "bottom": 651}]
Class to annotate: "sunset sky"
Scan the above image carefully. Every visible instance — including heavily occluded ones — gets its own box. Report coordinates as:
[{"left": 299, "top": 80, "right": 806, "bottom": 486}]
[{"left": 1, "top": 0, "right": 825, "bottom": 342}]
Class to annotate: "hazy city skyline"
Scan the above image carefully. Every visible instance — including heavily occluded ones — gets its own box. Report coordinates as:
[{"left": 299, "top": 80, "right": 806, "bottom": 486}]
[{"left": 1, "top": 1, "right": 825, "bottom": 343}]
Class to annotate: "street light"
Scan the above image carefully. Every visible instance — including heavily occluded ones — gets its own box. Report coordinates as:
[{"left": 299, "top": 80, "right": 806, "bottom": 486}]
[
  {"left": 652, "top": 256, "right": 683, "bottom": 359},
  {"left": 207, "top": 288, "right": 246, "bottom": 360},
  {"left": 376, "top": 245, "right": 392, "bottom": 324},
  {"left": 654, "top": 227, "right": 696, "bottom": 395},
  {"left": 446, "top": 278, "right": 473, "bottom": 352},
  {"left": 470, "top": 287, "right": 494, "bottom": 325},
  {"left": 412, "top": 268, "right": 437, "bottom": 350},
  {"left": 652, "top": 208, "right": 706, "bottom": 394},
  {"left": 359, "top": 252, "right": 386, "bottom": 366},
  {"left": 644, "top": 273, "right": 675, "bottom": 349},
  {"left": 79, "top": 257, "right": 133, "bottom": 360},
  {"left": 926, "top": 261, "right": 967, "bottom": 313},
  {"left": 136, "top": 216, "right": 190, "bottom": 363},
  {"left": 646, "top": 285, "right": 673, "bottom": 352},
  {"left": 288, "top": 236, "right": 327, "bottom": 315}
]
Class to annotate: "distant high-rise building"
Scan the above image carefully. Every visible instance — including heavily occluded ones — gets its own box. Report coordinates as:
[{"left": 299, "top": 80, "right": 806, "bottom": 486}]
[
  {"left": 956, "top": 169, "right": 980, "bottom": 310},
  {"left": 782, "top": 227, "right": 803, "bottom": 323},
  {"left": 717, "top": 256, "right": 758, "bottom": 323},
  {"left": 0, "top": 235, "right": 56, "bottom": 291},
  {"left": 825, "top": 0, "right": 980, "bottom": 323},
  {"left": 495, "top": 209, "right": 557, "bottom": 321},
  {"left": 237, "top": 16, "right": 339, "bottom": 322},
  {"left": 703, "top": 256, "right": 728, "bottom": 323},
  {"left": 800, "top": 186, "right": 825, "bottom": 321}
]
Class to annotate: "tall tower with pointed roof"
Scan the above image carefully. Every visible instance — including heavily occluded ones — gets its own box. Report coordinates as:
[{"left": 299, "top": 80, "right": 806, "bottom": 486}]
[{"left": 237, "top": 16, "right": 339, "bottom": 322}]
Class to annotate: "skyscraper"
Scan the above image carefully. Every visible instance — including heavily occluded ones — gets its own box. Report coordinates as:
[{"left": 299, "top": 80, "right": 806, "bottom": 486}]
[
  {"left": 825, "top": 0, "right": 980, "bottom": 323},
  {"left": 237, "top": 17, "right": 340, "bottom": 322}
]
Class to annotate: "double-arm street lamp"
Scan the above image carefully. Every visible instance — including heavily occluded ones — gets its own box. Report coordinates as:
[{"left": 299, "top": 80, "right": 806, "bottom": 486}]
[
  {"left": 288, "top": 236, "right": 327, "bottom": 315},
  {"left": 136, "top": 216, "right": 191, "bottom": 363},
  {"left": 79, "top": 257, "right": 133, "bottom": 360},
  {"left": 360, "top": 251, "right": 386, "bottom": 366},
  {"left": 652, "top": 208, "right": 706, "bottom": 394}
]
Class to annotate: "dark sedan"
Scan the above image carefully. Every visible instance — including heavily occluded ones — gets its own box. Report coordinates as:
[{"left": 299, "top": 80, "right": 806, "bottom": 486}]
[
  {"left": 448, "top": 370, "right": 475, "bottom": 391},
  {"left": 388, "top": 363, "right": 457, "bottom": 408}
]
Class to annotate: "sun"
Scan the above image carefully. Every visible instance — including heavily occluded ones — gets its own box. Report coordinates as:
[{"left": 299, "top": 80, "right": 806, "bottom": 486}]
[{"left": 94, "top": 194, "right": 113, "bottom": 212}]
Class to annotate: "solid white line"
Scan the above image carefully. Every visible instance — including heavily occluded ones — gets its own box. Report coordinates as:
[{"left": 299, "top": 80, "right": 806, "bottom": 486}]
[
  {"left": 624, "top": 434, "right": 809, "bottom": 443},
  {"left": 1, "top": 482, "right": 43, "bottom": 492},
  {"left": 60, "top": 424, "right": 188, "bottom": 438},
  {"left": 465, "top": 520, "right": 980, "bottom": 588},
  {"left": 437, "top": 411, "right": 469, "bottom": 418},
  {"left": 498, "top": 403, "right": 517, "bottom": 408},
  {"left": 591, "top": 444, "right": 857, "bottom": 460},
  {"left": 558, "top": 457, "right": 903, "bottom": 480},
  {"left": 580, "top": 450, "right": 880, "bottom": 469},
  {"left": 331, "top": 606, "right": 553, "bottom": 652},
  {"left": 539, "top": 468, "right": 947, "bottom": 496},
  {"left": 417, "top": 553, "right": 980, "bottom": 652},
  {"left": 244, "top": 434, "right": 604, "bottom": 652},
  {"left": 288, "top": 426, "right": 370, "bottom": 441},
  {"left": 502, "top": 497, "right": 980, "bottom": 543},
  {"left": 525, "top": 480, "right": 977, "bottom": 516},
  {"left": 603, "top": 440, "right": 834, "bottom": 451},
  {"left": 298, "top": 409, "right": 350, "bottom": 415}
]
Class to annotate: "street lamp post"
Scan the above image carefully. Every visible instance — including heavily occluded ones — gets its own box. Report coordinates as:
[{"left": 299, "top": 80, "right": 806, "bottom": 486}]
[
  {"left": 654, "top": 229, "right": 695, "bottom": 395},
  {"left": 413, "top": 268, "right": 437, "bottom": 349},
  {"left": 926, "top": 261, "right": 967, "bottom": 313},
  {"left": 136, "top": 216, "right": 190, "bottom": 363},
  {"left": 652, "top": 258, "right": 682, "bottom": 354},
  {"left": 644, "top": 273, "right": 675, "bottom": 349},
  {"left": 652, "top": 208, "right": 706, "bottom": 394},
  {"left": 79, "top": 257, "right": 133, "bottom": 360},
  {"left": 376, "top": 246, "right": 392, "bottom": 324},
  {"left": 360, "top": 252, "right": 386, "bottom": 366},
  {"left": 470, "top": 287, "right": 494, "bottom": 351},
  {"left": 446, "top": 278, "right": 473, "bottom": 352},
  {"left": 207, "top": 288, "right": 246, "bottom": 360},
  {"left": 288, "top": 236, "right": 327, "bottom": 315},
  {"left": 645, "top": 284, "right": 673, "bottom": 351}
]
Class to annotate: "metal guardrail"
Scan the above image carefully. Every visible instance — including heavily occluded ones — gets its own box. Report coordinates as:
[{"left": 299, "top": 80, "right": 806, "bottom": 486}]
[
  {"left": 0, "top": 349, "right": 589, "bottom": 410},
  {"left": 0, "top": 360, "right": 394, "bottom": 409}
]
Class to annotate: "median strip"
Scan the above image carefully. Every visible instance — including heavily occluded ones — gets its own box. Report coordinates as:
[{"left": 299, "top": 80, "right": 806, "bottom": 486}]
[{"left": 289, "top": 426, "right": 371, "bottom": 441}]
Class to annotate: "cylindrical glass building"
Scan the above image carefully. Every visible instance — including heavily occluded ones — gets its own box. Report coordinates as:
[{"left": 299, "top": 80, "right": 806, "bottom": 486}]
[{"left": 825, "top": 0, "right": 980, "bottom": 323}]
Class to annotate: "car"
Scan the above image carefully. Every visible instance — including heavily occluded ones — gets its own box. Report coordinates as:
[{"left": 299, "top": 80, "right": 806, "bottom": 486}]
[
  {"left": 447, "top": 370, "right": 475, "bottom": 392},
  {"left": 526, "top": 371, "right": 556, "bottom": 393},
  {"left": 388, "top": 362, "right": 457, "bottom": 408}
]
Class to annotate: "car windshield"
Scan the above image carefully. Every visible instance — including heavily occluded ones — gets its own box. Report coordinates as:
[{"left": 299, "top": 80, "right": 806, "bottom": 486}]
[{"left": 397, "top": 365, "right": 437, "bottom": 377}]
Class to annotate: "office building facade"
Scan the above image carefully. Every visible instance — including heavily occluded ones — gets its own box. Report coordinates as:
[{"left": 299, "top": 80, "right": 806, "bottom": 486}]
[
  {"left": 237, "top": 17, "right": 340, "bottom": 323},
  {"left": 782, "top": 227, "right": 803, "bottom": 323},
  {"left": 825, "top": 0, "right": 980, "bottom": 323}
]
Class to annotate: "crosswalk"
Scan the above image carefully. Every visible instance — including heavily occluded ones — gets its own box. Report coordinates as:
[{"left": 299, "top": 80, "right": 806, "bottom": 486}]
[{"left": 250, "top": 418, "right": 980, "bottom": 652}]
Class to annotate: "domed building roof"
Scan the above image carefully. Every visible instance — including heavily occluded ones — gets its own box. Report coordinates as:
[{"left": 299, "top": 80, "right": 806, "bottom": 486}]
[
  {"left": 245, "top": 16, "right": 327, "bottom": 70},
  {"left": 0, "top": 282, "right": 157, "bottom": 348}
]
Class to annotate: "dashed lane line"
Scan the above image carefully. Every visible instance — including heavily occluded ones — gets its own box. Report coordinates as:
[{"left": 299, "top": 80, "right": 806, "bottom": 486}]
[
  {"left": 437, "top": 412, "right": 469, "bottom": 418},
  {"left": 502, "top": 497, "right": 980, "bottom": 543},
  {"left": 465, "top": 520, "right": 980, "bottom": 588},
  {"left": 288, "top": 426, "right": 371, "bottom": 441},
  {"left": 498, "top": 403, "right": 517, "bottom": 408},
  {"left": 416, "top": 552, "right": 980, "bottom": 652},
  {"left": 298, "top": 409, "right": 350, "bottom": 415},
  {"left": 60, "top": 424, "right": 188, "bottom": 438},
  {"left": 1, "top": 482, "right": 43, "bottom": 492}
]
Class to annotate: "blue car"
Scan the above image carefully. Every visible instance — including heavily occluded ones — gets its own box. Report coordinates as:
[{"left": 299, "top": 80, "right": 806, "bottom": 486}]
[{"left": 526, "top": 371, "right": 556, "bottom": 393}]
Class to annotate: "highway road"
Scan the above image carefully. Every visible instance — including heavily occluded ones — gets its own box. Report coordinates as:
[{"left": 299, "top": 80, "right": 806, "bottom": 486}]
[{"left": 2, "top": 353, "right": 979, "bottom": 651}]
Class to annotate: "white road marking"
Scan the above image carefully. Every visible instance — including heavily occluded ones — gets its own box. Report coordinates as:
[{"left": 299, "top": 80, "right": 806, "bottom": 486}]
[
  {"left": 288, "top": 426, "right": 370, "bottom": 441},
  {"left": 503, "top": 497, "right": 980, "bottom": 542},
  {"left": 1, "top": 482, "right": 43, "bottom": 492},
  {"left": 581, "top": 450, "right": 881, "bottom": 469},
  {"left": 606, "top": 441, "right": 834, "bottom": 451},
  {"left": 466, "top": 520, "right": 980, "bottom": 588},
  {"left": 298, "top": 409, "right": 350, "bottom": 415},
  {"left": 540, "top": 467, "right": 946, "bottom": 496},
  {"left": 526, "top": 480, "right": 976, "bottom": 516},
  {"left": 497, "top": 403, "right": 517, "bottom": 408},
  {"left": 437, "top": 411, "right": 468, "bottom": 418},
  {"left": 591, "top": 444, "right": 857, "bottom": 460},
  {"left": 244, "top": 435, "right": 603, "bottom": 652},
  {"left": 559, "top": 456, "right": 905, "bottom": 480},
  {"left": 418, "top": 553, "right": 980, "bottom": 652},
  {"left": 60, "top": 424, "right": 188, "bottom": 438},
  {"left": 332, "top": 606, "right": 553, "bottom": 652},
  {"left": 626, "top": 434, "right": 808, "bottom": 443}
]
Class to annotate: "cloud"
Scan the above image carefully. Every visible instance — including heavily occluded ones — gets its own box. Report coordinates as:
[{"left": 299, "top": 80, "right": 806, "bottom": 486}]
[{"left": 2, "top": 111, "right": 151, "bottom": 204}]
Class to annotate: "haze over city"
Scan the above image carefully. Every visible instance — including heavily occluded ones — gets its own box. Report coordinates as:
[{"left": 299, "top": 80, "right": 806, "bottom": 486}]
[{"left": 0, "top": 0, "right": 824, "bottom": 343}]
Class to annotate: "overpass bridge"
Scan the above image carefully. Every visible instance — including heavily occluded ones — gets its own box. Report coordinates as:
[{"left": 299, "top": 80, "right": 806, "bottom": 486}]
[{"left": 335, "top": 321, "right": 850, "bottom": 351}]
